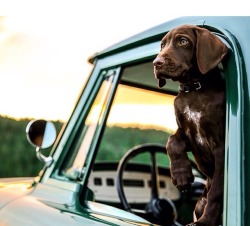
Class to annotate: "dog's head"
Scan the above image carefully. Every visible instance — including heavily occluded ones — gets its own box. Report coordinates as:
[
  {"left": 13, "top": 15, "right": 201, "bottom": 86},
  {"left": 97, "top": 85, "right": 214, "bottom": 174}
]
[{"left": 153, "top": 25, "right": 228, "bottom": 88}]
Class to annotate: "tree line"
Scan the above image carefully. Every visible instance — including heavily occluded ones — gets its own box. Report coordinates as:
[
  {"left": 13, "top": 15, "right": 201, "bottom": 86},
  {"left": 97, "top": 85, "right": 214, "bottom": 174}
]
[{"left": 0, "top": 115, "right": 171, "bottom": 178}]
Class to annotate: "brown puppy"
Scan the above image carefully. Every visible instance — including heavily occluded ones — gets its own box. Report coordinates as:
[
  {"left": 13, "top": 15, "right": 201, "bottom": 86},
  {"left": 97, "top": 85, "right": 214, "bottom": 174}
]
[{"left": 153, "top": 25, "right": 228, "bottom": 226}]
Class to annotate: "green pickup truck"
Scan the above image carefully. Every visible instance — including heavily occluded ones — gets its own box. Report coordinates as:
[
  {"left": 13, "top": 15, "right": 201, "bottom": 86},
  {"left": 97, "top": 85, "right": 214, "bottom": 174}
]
[{"left": 0, "top": 16, "right": 249, "bottom": 226}]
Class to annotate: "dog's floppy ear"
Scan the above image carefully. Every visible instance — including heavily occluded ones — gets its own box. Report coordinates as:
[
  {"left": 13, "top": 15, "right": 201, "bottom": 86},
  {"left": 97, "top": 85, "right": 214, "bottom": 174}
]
[{"left": 195, "top": 27, "right": 228, "bottom": 74}]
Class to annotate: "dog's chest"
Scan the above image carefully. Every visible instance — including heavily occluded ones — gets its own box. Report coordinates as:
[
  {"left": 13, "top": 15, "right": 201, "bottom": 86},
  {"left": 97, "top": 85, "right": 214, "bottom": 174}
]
[
  {"left": 182, "top": 105, "right": 205, "bottom": 145},
  {"left": 183, "top": 106, "right": 202, "bottom": 125},
  {"left": 175, "top": 93, "right": 208, "bottom": 147}
]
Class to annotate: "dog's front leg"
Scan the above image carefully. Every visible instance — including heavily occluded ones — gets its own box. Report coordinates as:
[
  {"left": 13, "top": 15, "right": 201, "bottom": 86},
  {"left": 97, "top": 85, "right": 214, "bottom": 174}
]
[{"left": 167, "top": 128, "right": 194, "bottom": 191}]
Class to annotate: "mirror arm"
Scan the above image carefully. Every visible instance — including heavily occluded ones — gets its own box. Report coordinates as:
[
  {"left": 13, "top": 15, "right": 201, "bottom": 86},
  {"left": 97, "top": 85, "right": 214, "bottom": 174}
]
[{"left": 36, "top": 147, "right": 53, "bottom": 167}]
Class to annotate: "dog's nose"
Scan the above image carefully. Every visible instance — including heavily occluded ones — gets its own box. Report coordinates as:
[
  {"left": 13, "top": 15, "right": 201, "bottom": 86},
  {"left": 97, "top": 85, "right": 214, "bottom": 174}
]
[{"left": 153, "top": 57, "right": 165, "bottom": 69}]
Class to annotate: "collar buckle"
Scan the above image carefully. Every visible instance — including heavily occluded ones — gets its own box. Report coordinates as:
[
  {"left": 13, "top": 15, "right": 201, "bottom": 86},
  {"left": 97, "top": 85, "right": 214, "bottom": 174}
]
[{"left": 194, "top": 82, "right": 201, "bottom": 90}]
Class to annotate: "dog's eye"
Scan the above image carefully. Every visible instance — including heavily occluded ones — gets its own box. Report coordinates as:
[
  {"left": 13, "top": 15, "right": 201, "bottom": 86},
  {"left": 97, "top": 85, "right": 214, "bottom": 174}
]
[
  {"left": 161, "top": 42, "right": 165, "bottom": 50},
  {"left": 179, "top": 37, "right": 188, "bottom": 46}
]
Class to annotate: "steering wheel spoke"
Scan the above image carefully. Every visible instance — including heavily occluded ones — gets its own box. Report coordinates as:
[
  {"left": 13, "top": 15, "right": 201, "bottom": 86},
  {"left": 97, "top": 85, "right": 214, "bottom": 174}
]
[{"left": 150, "top": 151, "right": 160, "bottom": 200}]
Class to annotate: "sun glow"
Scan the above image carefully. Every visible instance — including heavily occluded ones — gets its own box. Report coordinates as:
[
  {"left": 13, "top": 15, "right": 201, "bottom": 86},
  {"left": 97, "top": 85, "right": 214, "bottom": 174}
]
[
  {"left": 0, "top": 7, "right": 176, "bottom": 122},
  {"left": 106, "top": 104, "right": 177, "bottom": 132},
  {"left": 0, "top": 16, "right": 93, "bottom": 121},
  {"left": 0, "top": 1, "right": 247, "bottom": 122}
]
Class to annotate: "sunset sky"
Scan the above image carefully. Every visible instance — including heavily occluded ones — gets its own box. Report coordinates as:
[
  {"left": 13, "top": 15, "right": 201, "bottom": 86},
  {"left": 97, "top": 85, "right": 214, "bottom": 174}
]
[{"left": 0, "top": 1, "right": 248, "bottom": 122}]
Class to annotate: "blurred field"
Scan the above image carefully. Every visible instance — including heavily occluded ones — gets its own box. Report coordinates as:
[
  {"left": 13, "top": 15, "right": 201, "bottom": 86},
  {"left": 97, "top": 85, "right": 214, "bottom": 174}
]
[{"left": 0, "top": 116, "right": 170, "bottom": 177}]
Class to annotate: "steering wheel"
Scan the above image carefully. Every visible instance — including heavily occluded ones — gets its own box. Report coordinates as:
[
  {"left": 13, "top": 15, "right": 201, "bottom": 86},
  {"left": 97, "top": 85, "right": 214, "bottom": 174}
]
[{"left": 116, "top": 143, "right": 180, "bottom": 226}]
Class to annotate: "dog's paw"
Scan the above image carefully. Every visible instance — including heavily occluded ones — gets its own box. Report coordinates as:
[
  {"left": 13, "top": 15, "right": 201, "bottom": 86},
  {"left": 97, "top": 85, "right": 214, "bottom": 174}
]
[{"left": 171, "top": 160, "right": 194, "bottom": 192}]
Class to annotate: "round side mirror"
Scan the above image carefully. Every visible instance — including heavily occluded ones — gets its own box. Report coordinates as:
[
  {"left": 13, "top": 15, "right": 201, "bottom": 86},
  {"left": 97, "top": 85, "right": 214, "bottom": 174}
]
[
  {"left": 26, "top": 119, "right": 57, "bottom": 166},
  {"left": 26, "top": 119, "right": 56, "bottom": 149}
]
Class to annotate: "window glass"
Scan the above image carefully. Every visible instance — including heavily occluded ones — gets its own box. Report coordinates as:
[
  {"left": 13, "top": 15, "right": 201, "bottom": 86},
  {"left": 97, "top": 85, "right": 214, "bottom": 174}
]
[
  {"left": 96, "top": 65, "right": 177, "bottom": 164},
  {"left": 64, "top": 72, "right": 115, "bottom": 179}
]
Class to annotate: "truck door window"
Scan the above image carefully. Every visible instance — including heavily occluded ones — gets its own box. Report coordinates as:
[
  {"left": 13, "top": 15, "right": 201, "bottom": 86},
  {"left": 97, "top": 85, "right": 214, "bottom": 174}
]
[{"left": 63, "top": 71, "right": 116, "bottom": 180}]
